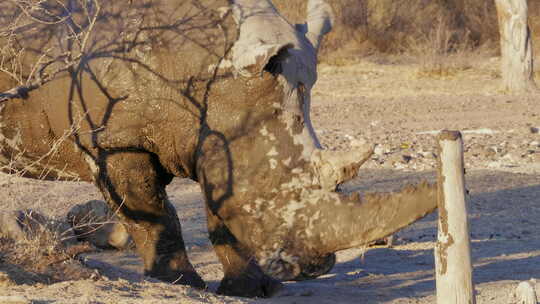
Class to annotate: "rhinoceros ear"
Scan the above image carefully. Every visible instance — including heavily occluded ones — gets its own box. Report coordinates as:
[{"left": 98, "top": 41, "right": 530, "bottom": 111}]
[
  {"left": 230, "top": 0, "right": 295, "bottom": 77},
  {"left": 231, "top": 41, "right": 292, "bottom": 77},
  {"left": 305, "top": 0, "right": 334, "bottom": 51}
]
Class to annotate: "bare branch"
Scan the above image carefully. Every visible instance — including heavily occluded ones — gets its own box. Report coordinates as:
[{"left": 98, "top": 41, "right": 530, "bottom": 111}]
[
  {"left": 0, "top": 0, "right": 103, "bottom": 102},
  {"left": 0, "top": 0, "right": 202, "bottom": 103},
  {"left": 0, "top": 53, "right": 82, "bottom": 102}
]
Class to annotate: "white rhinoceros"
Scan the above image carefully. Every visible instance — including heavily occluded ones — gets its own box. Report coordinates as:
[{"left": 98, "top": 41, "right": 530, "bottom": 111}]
[{"left": 0, "top": 0, "right": 436, "bottom": 297}]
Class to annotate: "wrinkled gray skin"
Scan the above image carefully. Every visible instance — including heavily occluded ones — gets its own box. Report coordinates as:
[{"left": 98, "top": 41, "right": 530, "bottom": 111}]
[{"left": 0, "top": 0, "right": 437, "bottom": 297}]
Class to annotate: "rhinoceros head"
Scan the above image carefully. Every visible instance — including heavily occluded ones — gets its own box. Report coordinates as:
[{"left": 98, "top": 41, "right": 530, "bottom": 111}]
[{"left": 194, "top": 0, "right": 437, "bottom": 282}]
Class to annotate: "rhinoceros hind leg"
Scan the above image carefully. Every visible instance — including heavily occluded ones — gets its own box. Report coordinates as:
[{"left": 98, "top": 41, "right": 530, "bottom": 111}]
[
  {"left": 206, "top": 210, "right": 282, "bottom": 297},
  {"left": 94, "top": 152, "right": 205, "bottom": 289}
]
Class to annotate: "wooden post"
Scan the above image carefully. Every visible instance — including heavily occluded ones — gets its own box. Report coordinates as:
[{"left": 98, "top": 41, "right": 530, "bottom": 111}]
[
  {"left": 494, "top": 0, "right": 537, "bottom": 92},
  {"left": 435, "top": 130, "right": 475, "bottom": 304}
]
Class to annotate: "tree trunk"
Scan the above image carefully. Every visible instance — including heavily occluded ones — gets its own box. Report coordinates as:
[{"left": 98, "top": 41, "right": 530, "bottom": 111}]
[
  {"left": 435, "top": 130, "right": 476, "bottom": 304},
  {"left": 495, "top": 0, "right": 537, "bottom": 92}
]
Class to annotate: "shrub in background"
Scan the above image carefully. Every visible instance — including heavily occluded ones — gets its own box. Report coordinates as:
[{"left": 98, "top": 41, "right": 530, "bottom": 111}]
[{"left": 274, "top": 0, "right": 540, "bottom": 61}]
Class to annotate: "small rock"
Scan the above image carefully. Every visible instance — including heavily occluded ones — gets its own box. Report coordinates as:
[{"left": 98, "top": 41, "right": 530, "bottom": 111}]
[
  {"left": 481, "top": 147, "right": 498, "bottom": 158},
  {"left": 67, "top": 200, "right": 133, "bottom": 250},
  {"left": 489, "top": 146, "right": 501, "bottom": 154},
  {"left": 528, "top": 152, "right": 540, "bottom": 162},
  {"left": 350, "top": 137, "right": 368, "bottom": 147},
  {"left": 487, "top": 161, "right": 502, "bottom": 169},
  {"left": 394, "top": 162, "right": 406, "bottom": 170},
  {"left": 530, "top": 127, "right": 539, "bottom": 134},
  {"left": 529, "top": 141, "right": 539, "bottom": 147},
  {"left": 402, "top": 154, "right": 413, "bottom": 163},
  {"left": 417, "top": 150, "right": 433, "bottom": 158},
  {"left": 386, "top": 153, "right": 407, "bottom": 165},
  {"left": 381, "top": 160, "right": 394, "bottom": 169},
  {"left": 501, "top": 153, "right": 518, "bottom": 162},
  {"left": 373, "top": 145, "right": 385, "bottom": 156},
  {"left": 513, "top": 280, "right": 537, "bottom": 304}
]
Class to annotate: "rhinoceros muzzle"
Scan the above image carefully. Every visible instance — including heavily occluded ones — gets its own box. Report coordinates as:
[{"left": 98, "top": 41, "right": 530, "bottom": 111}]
[
  {"left": 294, "top": 253, "right": 336, "bottom": 281},
  {"left": 259, "top": 250, "right": 336, "bottom": 281}
]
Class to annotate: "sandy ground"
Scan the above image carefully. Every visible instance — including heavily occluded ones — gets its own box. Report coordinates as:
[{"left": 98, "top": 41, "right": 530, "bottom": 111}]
[{"left": 1, "top": 56, "right": 539, "bottom": 303}]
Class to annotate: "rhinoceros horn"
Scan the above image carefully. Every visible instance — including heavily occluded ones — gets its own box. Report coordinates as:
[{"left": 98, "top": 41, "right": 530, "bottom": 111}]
[
  {"left": 304, "top": 0, "right": 334, "bottom": 51},
  {"left": 251, "top": 178, "right": 437, "bottom": 281},
  {"left": 311, "top": 142, "right": 374, "bottom": 191}
]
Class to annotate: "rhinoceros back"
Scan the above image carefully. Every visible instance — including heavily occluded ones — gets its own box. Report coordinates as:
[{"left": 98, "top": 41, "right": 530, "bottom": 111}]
[{"left": 0, "top": 0, "right": 238, "bottom": 181}]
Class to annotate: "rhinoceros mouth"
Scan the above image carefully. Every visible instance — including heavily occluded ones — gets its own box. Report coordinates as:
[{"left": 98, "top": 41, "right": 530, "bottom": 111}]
[
  {"left": 293, "top": 253, "right": 336, "bottom": 281},
  {"left": 259, "top": 251, "right": 336, "bottom": 282}
]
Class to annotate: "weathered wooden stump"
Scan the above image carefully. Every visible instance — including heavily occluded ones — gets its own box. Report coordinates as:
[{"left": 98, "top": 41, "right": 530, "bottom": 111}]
[{"left": 435, "top": 130, "right": 476, "bottom": 304}]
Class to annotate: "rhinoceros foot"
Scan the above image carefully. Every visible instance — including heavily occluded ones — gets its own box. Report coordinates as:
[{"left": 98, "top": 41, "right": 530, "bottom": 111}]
[
  {"left": 217, "top": 275, "right": 283, "bottom": 298},
  {"left": 217, "top": 269, "right": 283, "bottom": 298}
]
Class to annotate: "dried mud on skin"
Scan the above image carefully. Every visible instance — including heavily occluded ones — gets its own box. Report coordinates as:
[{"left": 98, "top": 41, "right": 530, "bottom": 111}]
[{"left": 0, "top": 59, "right": 539, "bottom": 303}]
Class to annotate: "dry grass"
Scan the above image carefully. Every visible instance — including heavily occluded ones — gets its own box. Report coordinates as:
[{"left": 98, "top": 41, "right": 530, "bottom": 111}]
[
  {"left": 0, "top": 125, "right": 103, "bottom": 285},
  {"left": 0, "top": 235, "right": 96, "bottom": 285},
  {"left": 0, "top": 186, "right": 99, "bottom": 285},
  {"left": 404, "top": 14, "right": 493, "bottom": 79},
  {"left": 0, "top": 186, "right": 95, "bottom": 285},
  {"left": 0, "top": 205, "right": 97, "bottom": 285}
]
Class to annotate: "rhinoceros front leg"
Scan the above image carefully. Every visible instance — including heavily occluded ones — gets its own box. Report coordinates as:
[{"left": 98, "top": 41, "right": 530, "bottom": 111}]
[
  {"left": 93, "top": 152, "right": 205, "bottom": 289},
  {"left": 205, "top": 207, "right": 282, "bottom": 297}
]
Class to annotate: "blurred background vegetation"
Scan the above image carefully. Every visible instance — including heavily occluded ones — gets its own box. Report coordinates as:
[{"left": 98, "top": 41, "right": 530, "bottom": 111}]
[{"left": 274, "top": 0, "right": 540, "bottom": 64}]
